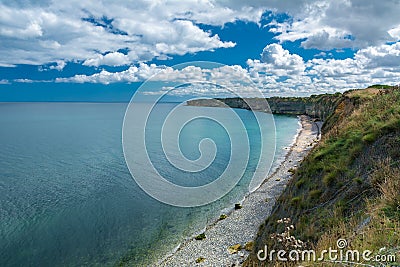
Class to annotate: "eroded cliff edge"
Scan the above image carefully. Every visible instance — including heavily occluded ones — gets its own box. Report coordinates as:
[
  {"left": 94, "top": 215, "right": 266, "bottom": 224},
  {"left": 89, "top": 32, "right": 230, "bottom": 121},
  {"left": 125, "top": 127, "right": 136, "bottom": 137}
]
[{"left": 186, "top": 93, "right": 342, "bottom": 122}]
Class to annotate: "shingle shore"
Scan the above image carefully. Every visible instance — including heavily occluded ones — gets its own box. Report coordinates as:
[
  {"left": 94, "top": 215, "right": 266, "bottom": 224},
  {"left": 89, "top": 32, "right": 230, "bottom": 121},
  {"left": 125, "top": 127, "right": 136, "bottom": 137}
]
[{"left": 156, "top": 115, "right": 319, "bottom": 267}]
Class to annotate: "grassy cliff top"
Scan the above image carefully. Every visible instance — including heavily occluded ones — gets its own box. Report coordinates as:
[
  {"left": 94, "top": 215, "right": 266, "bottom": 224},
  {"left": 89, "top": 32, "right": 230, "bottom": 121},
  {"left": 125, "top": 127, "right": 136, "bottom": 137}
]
[{"left": 245, "top": 86, "right": 400, "bottom": 266}]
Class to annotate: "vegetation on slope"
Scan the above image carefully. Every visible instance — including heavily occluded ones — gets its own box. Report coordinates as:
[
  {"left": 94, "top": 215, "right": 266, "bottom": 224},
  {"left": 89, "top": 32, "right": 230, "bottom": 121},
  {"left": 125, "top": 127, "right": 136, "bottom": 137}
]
[{"left": 245, "top": 86, "right": 400, "bottom": 266}]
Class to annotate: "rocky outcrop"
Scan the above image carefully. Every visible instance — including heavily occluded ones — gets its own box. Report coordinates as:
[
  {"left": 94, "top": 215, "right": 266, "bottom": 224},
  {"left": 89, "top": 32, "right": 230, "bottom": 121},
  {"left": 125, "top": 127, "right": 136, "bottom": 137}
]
[{"left": 186, "top": 93, "right": 343, "bottom": 121}]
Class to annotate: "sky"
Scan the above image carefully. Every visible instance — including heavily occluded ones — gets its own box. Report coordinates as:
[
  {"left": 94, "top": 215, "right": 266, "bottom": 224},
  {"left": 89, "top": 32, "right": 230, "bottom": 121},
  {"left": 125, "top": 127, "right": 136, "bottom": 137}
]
[{"left": 1, "top": 0, "right": 400, "bottom": 101}]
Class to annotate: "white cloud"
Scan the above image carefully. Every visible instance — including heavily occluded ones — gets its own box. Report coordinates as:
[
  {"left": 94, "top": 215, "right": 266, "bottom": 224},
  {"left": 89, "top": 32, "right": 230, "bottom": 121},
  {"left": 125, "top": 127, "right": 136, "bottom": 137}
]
[
  {"left": 49, "top": 60, "right": 66, "bottom": 71},
  {"left": 388, "top": 25, "right": 400, "bottom": 39},
  {"left": 13, "top": 78, "right": 51, "bottom": 83},
  {"left": 3, "top": 0, "right": 400, "bottom": 97},
  {"left": 56, "top": 62, "right": 267, "bottom": 97},
  {"left": 56, "top": 63, "right": 242, "bottom": 85},
  {"left": 83, "top": 52, "right": 130, "bottom": 67},
  {"left": 260, "top": 43, "right": 305, "bottom": 74},
  {"left": 356, "top": 42, "right": 400, "bottom": 69},
  {"left": 268, "top": 0, "right": 400, "bottom": 50},
  {"left": 307, "top": 42, "right": 400, "bottom": 82},
  {"left": 14, "top": 79, "right": 35, "bottom": 83},
  {"left": 1, "top": 0, "right": 399, "bottom": 69},
  {"left": 314, "top": 51, "right": 327, "bottom": 58},
  {"left": 246, "top": 44, "right": 306, "bottom": 89},
  {"left": 0, "top": 0, "right": 254, "bottom": 67},
  {"left": 55, "top": 42, "right": 400, "bottom": 96},
  {"left": 56, "top": 67, "right": 139, "bottom": 84},
  {"left": 247, "top": 43, "right": 400, "bottom": 95}
]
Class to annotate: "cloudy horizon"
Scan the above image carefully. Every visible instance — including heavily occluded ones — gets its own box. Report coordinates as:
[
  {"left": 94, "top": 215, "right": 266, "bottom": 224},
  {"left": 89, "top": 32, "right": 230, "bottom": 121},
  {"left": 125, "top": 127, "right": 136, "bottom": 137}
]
[{"left": 1, "top": 0, "right": 400, "bottom": 100}]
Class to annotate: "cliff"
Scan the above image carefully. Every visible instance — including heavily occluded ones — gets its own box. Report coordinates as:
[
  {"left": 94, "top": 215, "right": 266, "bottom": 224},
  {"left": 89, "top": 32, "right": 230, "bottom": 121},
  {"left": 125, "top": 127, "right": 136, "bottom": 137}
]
[
  {"left": 186, "top": 93, "right": 342, "bottom": 121},
  {"left": 244, "top": 86, "right": 400, "bottom": 266}
]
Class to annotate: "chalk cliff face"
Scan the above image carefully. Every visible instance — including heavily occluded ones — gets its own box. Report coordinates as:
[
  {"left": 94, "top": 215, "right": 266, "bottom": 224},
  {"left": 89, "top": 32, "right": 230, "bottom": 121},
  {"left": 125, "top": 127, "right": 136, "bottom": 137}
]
[{"left": 186, "top": 93, "right": 343, "bottom": 121}]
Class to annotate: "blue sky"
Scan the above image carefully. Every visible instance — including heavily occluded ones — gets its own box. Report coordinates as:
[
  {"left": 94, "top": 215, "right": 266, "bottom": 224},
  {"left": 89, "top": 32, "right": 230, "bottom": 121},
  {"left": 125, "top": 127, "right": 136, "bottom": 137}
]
[{"left": 0, "top": 0, "right": 400, "bottom": 101}]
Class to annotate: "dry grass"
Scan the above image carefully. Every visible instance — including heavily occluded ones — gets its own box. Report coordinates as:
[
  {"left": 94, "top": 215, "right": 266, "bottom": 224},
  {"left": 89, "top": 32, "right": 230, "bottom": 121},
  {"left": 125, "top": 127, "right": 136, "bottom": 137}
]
[
  {"left": 345, "top": 88, "right": 383, "bottom": 99},
  {"left": 377, "top": 166, "right": 400, "bottom": 208},
  {"left": 303, "top": 159, "right": 400, "bottom": 266}
]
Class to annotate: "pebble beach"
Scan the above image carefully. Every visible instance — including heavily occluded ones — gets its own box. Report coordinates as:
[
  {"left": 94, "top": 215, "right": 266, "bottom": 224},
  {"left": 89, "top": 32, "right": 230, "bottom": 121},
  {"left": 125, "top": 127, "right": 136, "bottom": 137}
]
[{"left": 156, "top": 115, "right": 320, "bottom": 266}]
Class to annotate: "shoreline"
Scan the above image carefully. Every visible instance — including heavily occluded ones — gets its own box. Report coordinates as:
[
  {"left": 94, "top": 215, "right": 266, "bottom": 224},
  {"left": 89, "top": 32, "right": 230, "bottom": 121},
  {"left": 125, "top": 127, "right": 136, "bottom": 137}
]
[{"left": 156, "top": 115, "right": 320, "bottom": 266}]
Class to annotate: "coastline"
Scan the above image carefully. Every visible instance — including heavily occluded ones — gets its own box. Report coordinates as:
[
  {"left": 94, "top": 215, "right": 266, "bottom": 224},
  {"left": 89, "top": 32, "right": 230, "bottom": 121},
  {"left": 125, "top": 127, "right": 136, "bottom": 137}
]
[{"left": 156, "top": 115, "right": 320, "bottom": 266}]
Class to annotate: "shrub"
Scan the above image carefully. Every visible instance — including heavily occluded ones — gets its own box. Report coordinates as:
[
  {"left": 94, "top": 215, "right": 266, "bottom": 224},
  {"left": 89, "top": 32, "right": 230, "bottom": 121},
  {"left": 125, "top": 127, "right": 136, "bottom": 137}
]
[
  {"left": 195, "top": 233, "right": 206, "bottom": 240},
  {"left": 195, "top": 257, "right": 205, "bottom": 263}
]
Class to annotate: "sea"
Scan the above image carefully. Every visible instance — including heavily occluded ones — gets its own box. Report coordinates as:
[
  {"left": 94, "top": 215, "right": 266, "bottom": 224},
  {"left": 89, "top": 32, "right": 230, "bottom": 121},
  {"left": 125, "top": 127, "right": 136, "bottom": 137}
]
[{"left": 0, "top": 102, "right": 299, "bottom": 266}]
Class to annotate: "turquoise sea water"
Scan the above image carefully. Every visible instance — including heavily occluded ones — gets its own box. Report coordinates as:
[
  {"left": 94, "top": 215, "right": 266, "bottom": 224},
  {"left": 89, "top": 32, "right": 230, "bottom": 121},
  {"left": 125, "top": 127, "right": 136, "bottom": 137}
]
[{"left": 0, "top": 102, "right": 299, "bottom": 266}]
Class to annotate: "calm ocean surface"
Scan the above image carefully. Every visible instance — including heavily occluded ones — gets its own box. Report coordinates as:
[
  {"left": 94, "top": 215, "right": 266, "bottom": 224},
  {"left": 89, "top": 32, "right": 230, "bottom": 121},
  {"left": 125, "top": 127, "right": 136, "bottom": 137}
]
[{"left": 0, "top": 102, "right": 299, "bottom": 266}]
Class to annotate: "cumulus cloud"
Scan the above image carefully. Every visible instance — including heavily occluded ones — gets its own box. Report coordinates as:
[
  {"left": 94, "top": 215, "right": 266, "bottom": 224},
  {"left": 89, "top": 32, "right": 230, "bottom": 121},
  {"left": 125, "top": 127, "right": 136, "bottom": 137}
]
[
  {"left": 306, "top": 42, "right": 400, "bottom": 89},
  {"left": 83, "top": 52, "right": 130, "bottom": 67},
  {"left": 247, "top": 43, "right": 400, "bottom": 95},
  {"left": 55, "top": 42, "right": 400, "bottom": 96},
  {"left": 56, "top": 63, "right": 248, "bottom": 85},
  {"left": 49, "top": 60, "right": 66, "bottom": 71},
  {"left": 388, "top": 25, "right": 400, "bottom": 40},
  {"left": 3, "top": 0, "right": 400, "bottom": 97},
  {"left": 256, "top": 43, "right": 305, "bottom": 74},
  {"left": 218, "top": 0, "right": 400, "bottom": 50},
  {"left": 1, "top": 0, "right": 400, "bottom": 68},
  {"left": 0, "top": 0, "right": 254, "bottom": 67},
  {"left": 268, "top": 0, "right": 400, "bottom": 50},
  {"left": 56, "top": 62, "right": 267, "bottom": 97},
  {"left": 1, "top": 0, "right": 399, "bottom": 69},
  {"left": 56, "top": 63, "right": 200, "bottom": 84},
  {"left": 56, "top": 66, "right": 141, "bottom": 84}
]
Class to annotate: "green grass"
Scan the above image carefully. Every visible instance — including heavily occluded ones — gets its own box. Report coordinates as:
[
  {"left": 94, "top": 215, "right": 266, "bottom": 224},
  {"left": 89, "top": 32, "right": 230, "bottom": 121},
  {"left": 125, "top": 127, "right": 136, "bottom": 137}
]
[
  {"left": 309, "top": 189, "right": 322, "bottom": 199},
  {"left": 245, "top": 87, "right": 400, "bottom": 267},
  {"left": 368, "top": 84, "right": 393, "bottom": 89},
  {"left": 219, "top": 214, "right": 227, "bottom": 220},
  {"left": 290, "top": 196, "right": 302, "bottom": 206},
  {"left": 194, "top": 233, "right": 206, "bottom": 240}
]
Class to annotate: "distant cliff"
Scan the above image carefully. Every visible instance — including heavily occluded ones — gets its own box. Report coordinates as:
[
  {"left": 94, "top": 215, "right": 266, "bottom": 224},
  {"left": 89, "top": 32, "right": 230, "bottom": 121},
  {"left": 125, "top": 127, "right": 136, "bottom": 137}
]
[{"left": 186, "top": 93, "right": 343, "bottom": 121}]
